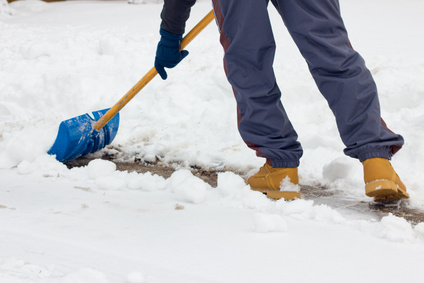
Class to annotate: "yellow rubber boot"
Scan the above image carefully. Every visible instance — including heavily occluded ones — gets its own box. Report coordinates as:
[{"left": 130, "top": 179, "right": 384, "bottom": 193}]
[
  {"left": 362, "top": 158, "right": 409, "bottom": 202},
  {"left": 247, "top": 163, "right": 300, "bottom": 200}
]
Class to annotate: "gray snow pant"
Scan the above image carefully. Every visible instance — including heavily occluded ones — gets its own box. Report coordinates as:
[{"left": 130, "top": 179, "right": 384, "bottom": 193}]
[{"left": 211, "top": 0, "right": 404, "bottom": 168}]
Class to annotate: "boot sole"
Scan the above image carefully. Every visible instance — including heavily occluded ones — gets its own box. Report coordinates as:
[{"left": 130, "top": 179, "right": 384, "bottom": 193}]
[
  {"left": 365, "top": 179, "right": 409, "bottom": 202},
  {"left": 250, "top": 187, "right": 301, "bottom": 200}
]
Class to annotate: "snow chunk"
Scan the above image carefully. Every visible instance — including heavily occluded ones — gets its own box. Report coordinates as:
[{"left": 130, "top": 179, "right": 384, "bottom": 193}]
[
  {"left": 379, "top": 214, "right": 416, "bottom": 243},
  {"left": 217, "top": 171, "right": 248, "bottom": 198},
  {"left": 217, "top": 171, "right": 271, "bottom": 210},
  {"left": 0, "top": 129, "right": 50, "bottom": 169},
  {"left": 127, "top": 171, "right": 166, "bottom": 191},
  {"left": 16, "top": 154, "right": 67, "bottom": 176},
  {"left": 167, "top": 169, "right": 210, "bottom": 204},
  {"left": 253, "top": 213, "right": 288, "bottom": 233},
  {"left": 280, "top": 176, "right": 300, "bottom": 192},
  {"left": 87, "top": 159, "right": 117, "bottom": 180},
  {"left": 17, "top": 160, "right": 34, "bottom": 175},
  {"left": 86, "top": 160, "right": 127, "bottom": 190},
  {"left": 322, "top": 157, "right": 354, "bottom": 181}
]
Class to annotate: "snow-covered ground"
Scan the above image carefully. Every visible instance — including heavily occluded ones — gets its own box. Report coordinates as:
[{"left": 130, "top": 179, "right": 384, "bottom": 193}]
[
  {"left": 0, "top": 0, "right": 13, "bottom": 16},
  {"left": 1, "top": 0, "right": 424, "bottom": 282}
]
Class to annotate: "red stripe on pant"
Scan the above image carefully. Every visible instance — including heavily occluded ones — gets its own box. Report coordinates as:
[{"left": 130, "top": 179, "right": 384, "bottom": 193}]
[
  {"left": 211, "top": 0, "right": 267, "bottom": 160},
  {"left": 381, "top": 118, "right": 402, "bottom": 155}
]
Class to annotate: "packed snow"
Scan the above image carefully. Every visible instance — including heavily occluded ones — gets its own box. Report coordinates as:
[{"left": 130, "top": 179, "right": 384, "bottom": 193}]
[{"left": 1, "top": 0, "right": 424, "bottom": 282}]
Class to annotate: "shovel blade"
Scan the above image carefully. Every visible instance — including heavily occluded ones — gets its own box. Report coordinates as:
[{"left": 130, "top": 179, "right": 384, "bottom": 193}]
[{"left": 48, "top": 108, "right": 119, "bottom": 163}]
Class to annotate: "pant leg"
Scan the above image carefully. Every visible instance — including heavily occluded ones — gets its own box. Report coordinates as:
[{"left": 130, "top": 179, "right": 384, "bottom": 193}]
[
  {"left": 212, "top": 0, "right": 303, "bottom": 168},
  {"left": 272, "top": 0, "right": 404, "bottom": 161}
]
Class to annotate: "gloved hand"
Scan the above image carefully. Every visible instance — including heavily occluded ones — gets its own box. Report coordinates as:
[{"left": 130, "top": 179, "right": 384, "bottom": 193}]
[{"left": 154, "top": 29, "right": 189, "bottom": 80}]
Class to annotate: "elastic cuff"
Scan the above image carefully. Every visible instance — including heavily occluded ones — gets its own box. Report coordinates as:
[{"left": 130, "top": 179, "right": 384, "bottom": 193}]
[
  {"left": 356, "top": 147, "right": 393, "bottom": 162},
  {"left": 268, "top": 158, "right": 299, "bottom": 168},
  {"left": 160, "top": 29, "right": 183, "bottom": 40}
]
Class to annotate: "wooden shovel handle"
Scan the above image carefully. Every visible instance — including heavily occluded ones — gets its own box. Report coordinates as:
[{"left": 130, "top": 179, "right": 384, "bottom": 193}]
[{"left": 94, "top": 10, "right": 215, "bottom": 131}]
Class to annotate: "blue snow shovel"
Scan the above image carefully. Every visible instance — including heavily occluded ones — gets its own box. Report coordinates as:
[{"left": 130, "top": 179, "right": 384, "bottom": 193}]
[{"left": 48, "top": 10, "right": 215, "bottom": 163}]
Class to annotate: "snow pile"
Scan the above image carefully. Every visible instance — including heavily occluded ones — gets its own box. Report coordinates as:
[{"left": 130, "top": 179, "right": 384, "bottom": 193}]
[
  {"left": 2, "top": 156, "right": 424, "bottom": 282},
  {"left": 16, "top": 156, "right": 424, "bottom": 243},
  {"left": 167, "top": 169, "right": 209, "bottom": 204}
]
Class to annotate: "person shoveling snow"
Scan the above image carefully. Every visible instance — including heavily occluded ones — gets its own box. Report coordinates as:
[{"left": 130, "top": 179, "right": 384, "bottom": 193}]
[{"left": 153, "top": 0, "right": 409, "bottom": 203}]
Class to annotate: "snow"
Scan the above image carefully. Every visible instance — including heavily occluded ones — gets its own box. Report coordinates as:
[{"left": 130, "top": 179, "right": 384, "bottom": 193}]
[
  {"left": 1, "top": 0, "right": 424, "bottom": 282},
  {"left": 0, "top": 0, "right": 13, "bottom": 16},
  {"left": 252, "top": 213, "right": 288, "bottom": 233}
]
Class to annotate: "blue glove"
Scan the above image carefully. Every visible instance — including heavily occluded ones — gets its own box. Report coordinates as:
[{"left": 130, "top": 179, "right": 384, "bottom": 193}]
[{"left": 154, "top": 29, "right": 189, "bottom": 80}]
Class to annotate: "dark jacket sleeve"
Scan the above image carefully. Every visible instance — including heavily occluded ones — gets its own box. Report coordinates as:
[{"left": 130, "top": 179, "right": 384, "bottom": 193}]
[{"left": 160, "top": 0, "right": 197, "bottom": 35}]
